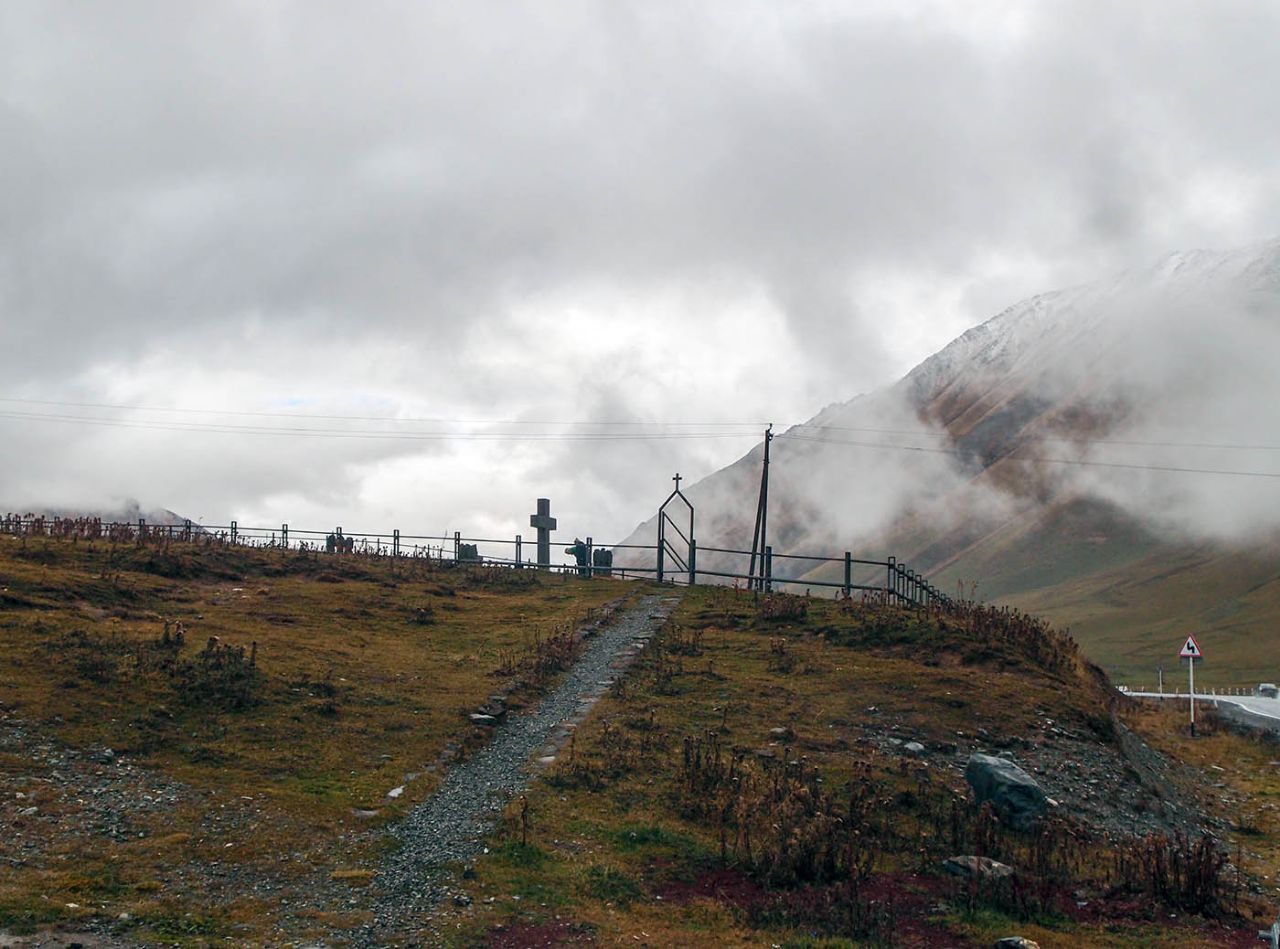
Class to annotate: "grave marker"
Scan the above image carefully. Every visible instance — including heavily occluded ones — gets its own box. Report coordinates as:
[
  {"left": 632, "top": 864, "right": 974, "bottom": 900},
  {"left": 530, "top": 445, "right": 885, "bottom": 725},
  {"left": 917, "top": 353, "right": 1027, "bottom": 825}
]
[{"left": 529, "top": 498, "right": 557, "bottom": 568}]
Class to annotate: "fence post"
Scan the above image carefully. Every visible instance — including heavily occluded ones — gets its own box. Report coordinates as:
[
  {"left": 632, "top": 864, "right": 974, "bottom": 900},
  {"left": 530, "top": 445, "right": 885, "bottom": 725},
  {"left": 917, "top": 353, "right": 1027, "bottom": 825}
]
[
  {"left": 764, "top": 545, "right": 773, "bottom": 593},
  {"left": 515, "top": 534, "right": 522, "bottom": 568},
  {"left": 183, "top": 519, "right": 192, "bottom": 541},
  {"left": 453, "top": 531, "right": 461, "bottom": 562},
  {"left": 586, "top": 536, "right": 594, "bottom": 578},
  {"left": 657, "top": 541, "right": 665, "bottom": 584},
  {"left": 689, "top": 539, "right": 697, "bottom": 586},
  {"left": 844, "top": 552, "right": 852, "bottom": 597},
  {"left": 393, "top": 529, "right": 400, "bottom": 558},
  {"left": 282, "top": 523, "right": 289, "bottom": 548},
  {"left": 230, "top": 520, "right": 238, "bottom": 545},
  {"left": 887, "top": 557, "right": 896, "bottom": 602}
]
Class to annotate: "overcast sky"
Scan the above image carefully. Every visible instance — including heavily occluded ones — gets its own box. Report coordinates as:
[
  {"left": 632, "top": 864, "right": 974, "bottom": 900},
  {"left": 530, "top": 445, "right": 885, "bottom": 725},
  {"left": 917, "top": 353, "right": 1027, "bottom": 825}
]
[{"left": 2, "top": 1, "right": 1279, "bottom": 549}]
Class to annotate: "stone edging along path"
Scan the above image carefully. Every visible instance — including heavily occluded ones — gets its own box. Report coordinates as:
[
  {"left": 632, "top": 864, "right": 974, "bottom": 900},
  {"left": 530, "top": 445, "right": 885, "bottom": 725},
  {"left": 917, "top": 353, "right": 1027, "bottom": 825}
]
[{"left": 367, "top": 591, "right": 681, "bottom": 936}]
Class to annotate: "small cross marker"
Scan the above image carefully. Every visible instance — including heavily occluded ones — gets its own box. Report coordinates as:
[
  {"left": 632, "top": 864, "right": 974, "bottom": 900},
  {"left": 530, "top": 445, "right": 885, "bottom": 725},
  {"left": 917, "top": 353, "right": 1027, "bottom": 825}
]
[{"left": 673, "top": 473, "right": 682, "bottom": 491}]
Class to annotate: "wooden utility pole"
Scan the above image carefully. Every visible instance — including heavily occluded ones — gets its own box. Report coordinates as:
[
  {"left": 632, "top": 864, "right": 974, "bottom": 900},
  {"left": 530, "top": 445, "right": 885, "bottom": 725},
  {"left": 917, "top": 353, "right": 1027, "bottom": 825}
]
[{"left": 747, "top": 425, "right": 773, "bottom": 592}]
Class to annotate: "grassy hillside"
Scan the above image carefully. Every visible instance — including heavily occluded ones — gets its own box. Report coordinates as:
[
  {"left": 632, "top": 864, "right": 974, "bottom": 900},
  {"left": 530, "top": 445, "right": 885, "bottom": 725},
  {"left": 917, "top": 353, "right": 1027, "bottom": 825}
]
[
  {"left": 820, "top": 489, "right": 1280, "bottom": 686},
  {"left": 882, "top": 495, "right": 1280, "bottom": 685},
  {"left": 999, "top": 539, "right": 1280, "bottom": 686},
  {"left": 3, "top": 535, "right": 1278, "bottom": 946},
  {"left": 437, "top": 587, "right": 1277, "bottom": 947},
  {"left": 0, "top": 534, "right": 626, "bottom": 942}
]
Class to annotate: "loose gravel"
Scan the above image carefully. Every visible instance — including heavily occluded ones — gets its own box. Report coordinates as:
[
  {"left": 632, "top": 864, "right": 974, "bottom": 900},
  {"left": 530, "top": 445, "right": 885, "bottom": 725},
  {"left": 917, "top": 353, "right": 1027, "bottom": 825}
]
[
  {"left": 365, "top": 591, "right": 679, "bottom": 941},
  {"left": 0, "top": 714, "right": 188, "bottom": 866}
]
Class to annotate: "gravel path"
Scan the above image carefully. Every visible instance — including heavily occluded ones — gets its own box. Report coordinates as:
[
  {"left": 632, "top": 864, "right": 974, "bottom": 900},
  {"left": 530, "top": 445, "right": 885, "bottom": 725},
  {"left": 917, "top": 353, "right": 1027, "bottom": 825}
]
[{"left": 365, "top": 591, "right": 679, "bottom": 940}]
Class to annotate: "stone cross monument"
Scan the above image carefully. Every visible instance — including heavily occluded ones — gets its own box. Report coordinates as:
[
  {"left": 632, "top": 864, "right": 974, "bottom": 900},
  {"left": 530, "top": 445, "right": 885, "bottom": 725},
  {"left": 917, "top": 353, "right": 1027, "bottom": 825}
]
[{"left": 529, "top": 498, "right": 557, "bottom": 568}]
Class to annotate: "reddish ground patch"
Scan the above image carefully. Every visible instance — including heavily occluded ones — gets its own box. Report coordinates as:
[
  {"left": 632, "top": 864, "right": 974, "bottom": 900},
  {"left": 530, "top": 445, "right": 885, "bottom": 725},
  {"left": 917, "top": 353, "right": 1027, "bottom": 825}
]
[
  {"left": 1043, "top": 881, "right": 1264, "bottom": 945},
  {"left": 650, "top": 866, "right": 1266, "bottom": 946},
  {"left": 654, "top": 866, "right": 764, "bottom": 908},
  {"left": 485, "top": 920, "right": 597, "bottom": 948},
  {"left": 858, "top": 872, "right": 974, "bottom": 946},
  {"left": 659, "top": 868, "right": 971, "bottom": 947}
]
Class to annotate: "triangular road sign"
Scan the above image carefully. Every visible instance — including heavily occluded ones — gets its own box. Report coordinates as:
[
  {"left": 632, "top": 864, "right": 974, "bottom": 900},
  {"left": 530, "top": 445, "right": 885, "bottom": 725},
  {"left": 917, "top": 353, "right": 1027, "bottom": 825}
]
[{"left": 1179, "top": 635, "right": 1203, "bottom": 660}]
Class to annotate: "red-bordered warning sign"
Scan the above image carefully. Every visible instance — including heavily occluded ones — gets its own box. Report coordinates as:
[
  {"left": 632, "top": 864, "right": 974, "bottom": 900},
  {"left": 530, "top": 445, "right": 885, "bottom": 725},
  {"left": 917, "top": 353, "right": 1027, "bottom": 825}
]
[{"left": 1179, "top": 635, "right": 1203, "bottom": 659}]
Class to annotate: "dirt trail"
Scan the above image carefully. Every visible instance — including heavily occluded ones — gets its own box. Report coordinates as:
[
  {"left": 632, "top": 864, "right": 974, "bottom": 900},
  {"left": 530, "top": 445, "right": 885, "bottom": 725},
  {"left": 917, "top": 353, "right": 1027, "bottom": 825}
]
[{"left": 364, "top": 590, "right": 680, "bottom": 943}]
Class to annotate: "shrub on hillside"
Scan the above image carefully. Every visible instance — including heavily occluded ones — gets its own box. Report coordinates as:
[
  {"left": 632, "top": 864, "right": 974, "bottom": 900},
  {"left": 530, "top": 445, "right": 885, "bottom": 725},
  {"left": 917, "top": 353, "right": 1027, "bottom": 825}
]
[
  {"left": 51, "top": 624, "right": 262, "bottom": 710},
  {"left": 757, "top": 593, "right": 809, "bottom": 622}
]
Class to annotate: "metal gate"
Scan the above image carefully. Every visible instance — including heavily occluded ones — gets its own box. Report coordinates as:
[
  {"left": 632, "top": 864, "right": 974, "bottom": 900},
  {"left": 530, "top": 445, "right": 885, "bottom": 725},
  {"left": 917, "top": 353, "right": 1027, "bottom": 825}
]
[{"left": 656, "top": 474, "right": 695, "bottom": 584}]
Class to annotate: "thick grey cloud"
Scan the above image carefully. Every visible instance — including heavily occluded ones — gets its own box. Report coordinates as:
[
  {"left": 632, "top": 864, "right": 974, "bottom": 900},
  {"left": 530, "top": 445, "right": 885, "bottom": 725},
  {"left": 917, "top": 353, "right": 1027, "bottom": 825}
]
[{"left": 2, "top": 1, "right": 1279, "bottom": 542}]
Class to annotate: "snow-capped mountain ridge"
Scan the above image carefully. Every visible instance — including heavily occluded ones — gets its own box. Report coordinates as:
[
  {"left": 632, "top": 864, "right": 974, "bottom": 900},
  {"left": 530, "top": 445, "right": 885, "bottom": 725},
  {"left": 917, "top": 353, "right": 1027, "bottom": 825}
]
[
  {"left": 624, "top": 235, "right": 1280, "bottom": 561},
  {"left": 881, "top": 236, "right": 1280, "bottom": 418}
]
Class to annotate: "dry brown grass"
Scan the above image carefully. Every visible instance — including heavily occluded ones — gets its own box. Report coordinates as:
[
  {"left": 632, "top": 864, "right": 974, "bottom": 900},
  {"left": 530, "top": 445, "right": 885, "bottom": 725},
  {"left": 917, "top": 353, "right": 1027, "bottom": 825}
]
[
  {"left": 441, "top": 585, "right": 1275, "bottom": 948},
  {"left": 0, "top": 534, "right": 628, "bottom": 940},
  {"left": 1122, "top": 699, "right": 1280, "bottom": 891}
]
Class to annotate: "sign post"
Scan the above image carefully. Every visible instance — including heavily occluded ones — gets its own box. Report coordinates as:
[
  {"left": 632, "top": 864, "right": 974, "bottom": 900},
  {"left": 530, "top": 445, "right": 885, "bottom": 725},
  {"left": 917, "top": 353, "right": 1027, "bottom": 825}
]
[{"left": 1179, "top": 635, "right": 1203, "bottom": 735}]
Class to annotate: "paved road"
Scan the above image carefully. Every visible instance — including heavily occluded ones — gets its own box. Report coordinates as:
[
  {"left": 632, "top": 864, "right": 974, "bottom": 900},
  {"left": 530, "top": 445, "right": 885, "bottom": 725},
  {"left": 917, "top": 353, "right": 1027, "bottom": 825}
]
[{"left": 1126, "top": 691, "right": 1280, "bottom": 735}]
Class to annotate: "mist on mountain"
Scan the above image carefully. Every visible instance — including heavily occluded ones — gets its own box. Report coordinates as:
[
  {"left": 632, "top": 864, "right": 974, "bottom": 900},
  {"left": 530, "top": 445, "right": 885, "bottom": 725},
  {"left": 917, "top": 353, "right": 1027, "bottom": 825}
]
[{"left": 620, "top": 238, "right": 1280, "bottom": 563}]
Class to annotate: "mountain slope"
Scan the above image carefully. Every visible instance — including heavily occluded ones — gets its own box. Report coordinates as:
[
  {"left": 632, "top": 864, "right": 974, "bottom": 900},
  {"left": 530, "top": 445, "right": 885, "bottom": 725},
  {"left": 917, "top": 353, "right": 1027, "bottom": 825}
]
[{"left": 619, "top": 238, "right": 1280, "bottom": 680}]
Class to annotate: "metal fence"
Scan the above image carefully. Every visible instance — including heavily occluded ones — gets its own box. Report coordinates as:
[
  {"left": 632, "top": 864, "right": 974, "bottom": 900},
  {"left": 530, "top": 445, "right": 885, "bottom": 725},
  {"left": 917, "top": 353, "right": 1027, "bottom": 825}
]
[{"left": 0, "top": 513, "right": 951, "bottom": 609}]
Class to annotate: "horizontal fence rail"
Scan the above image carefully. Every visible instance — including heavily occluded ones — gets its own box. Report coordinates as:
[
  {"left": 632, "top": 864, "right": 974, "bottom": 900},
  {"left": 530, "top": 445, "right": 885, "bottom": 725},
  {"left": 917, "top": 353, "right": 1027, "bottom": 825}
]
[{"left": 0, "top": 513, "right": 952, "bottom": 610}]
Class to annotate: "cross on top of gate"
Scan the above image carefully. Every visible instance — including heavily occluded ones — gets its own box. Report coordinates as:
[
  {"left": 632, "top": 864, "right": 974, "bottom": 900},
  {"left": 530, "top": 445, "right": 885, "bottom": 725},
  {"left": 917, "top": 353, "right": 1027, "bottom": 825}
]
[{"left": 672, "top": 473, "right": 682, "bottom": 491}]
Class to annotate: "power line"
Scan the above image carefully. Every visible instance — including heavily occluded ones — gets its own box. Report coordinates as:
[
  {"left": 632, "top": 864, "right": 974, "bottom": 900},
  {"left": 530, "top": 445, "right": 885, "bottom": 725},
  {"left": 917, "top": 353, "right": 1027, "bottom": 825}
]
[
  {"left": 789, "top": 422, "right": 1280, "bottom": 453},
  {"left": 780, "top": 432, "right": 1280, "bottom": 480},
  {"left": 7, "top": 397, "right": 1279, "bottom": 479},
  {"left": 7, "top": 395, "right": 1273, "bottom": 451},
  {"left": 0, "top": 409, "right": 760, "bottom": 442},
  {"left": 0, "top": 397, "right": 764, "bottom": 429}
]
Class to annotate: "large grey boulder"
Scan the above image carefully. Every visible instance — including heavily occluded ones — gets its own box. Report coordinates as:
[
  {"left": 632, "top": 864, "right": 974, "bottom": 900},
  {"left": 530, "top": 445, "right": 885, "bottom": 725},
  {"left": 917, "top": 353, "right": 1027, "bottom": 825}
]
[
  {"left": 965, "top": 753, "right": 1048, "bottom": 831},
  {"left": 942, "top": 855, "right": 1013, "bottom": 880}
]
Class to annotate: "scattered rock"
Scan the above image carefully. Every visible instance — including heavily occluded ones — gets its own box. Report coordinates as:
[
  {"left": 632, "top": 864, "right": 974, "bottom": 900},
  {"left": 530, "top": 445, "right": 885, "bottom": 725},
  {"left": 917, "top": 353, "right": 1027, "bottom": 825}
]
[
  {"left": 993, "top": 939, "right": 1040, "bottom": 949},
  {"left": 943, "top": 855, "right": 1014, "bottom": 880},
  {"left": 903, "top": 741, "right": 926, "bottom": 755},
  {"left": 469, "top": 713, "right": 499, "bottom": 727},
  {"left": 386, "top": 786, "right": 405, "bottom": 799},
  {"left": 768, "top": 726, "right": 793, "bottom": 741},
  {"left": 966, "top": 753, "right": 1047, "bottom": 831}
]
